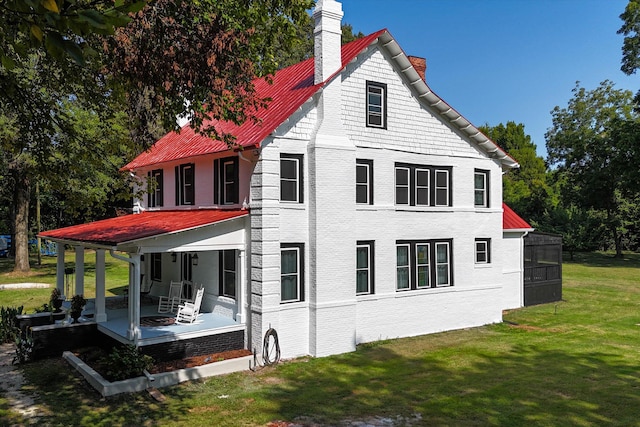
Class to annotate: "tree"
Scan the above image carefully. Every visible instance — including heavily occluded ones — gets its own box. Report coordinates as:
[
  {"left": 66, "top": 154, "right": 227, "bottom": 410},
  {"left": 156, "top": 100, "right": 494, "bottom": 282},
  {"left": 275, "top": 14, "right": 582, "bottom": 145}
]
[
  {"left": 619, "top": 1, "right": 640, "bottom": 75},
  {"left": 273, "top": 13, "right": 364, "bottom": 69},
  {"left": 103, "top": 0, "right": 314, "bottom": 148},
  {"left": 546, "top": 81, "right": 639, "bottom": 257},
  {"left": 0, "top": 0, "right": 142, "bottom": 68},
  {"left": 479, "top": 122, "right": 552, "bottom": 224},
  {"left": 1, "top": 0, "right": 313, "bottom": 272}
]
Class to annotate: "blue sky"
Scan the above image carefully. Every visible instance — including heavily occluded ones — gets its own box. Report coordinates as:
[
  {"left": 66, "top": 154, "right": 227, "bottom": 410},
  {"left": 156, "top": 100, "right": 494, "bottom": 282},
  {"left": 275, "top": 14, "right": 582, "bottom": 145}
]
[{"left": 339, "top": 0, "right": 637, "bottom": 159}]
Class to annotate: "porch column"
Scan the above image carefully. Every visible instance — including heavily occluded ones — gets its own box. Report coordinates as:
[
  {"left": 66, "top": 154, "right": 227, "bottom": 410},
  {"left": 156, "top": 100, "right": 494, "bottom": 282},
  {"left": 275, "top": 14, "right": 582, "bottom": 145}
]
[
  {"left": 236, "top": 249, "right": 246, "bottom": 323},
  {"left": 56, "top": 243, "right": 64, "bottom": 295},
  {"left": 74, "top": 246, "right": 85, "bottom": 296},
  {"left": 127, "top": 253, "right": 142, "bottom": 345},
  {"left": 95, "top": 249, "right": 107, "bottom": 322}
]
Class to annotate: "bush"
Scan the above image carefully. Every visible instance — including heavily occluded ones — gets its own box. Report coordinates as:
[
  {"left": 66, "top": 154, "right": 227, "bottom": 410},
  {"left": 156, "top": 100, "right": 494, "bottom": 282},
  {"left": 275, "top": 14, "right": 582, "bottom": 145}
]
[
  {"left": 13, "top": 328, "right": 33, "bottom": 365},
  {"left": 98, "top": 345, "right": 154, "bottom": 381},
  {"left": 0, "top": 305, "right": 23, "bottom": 343}
]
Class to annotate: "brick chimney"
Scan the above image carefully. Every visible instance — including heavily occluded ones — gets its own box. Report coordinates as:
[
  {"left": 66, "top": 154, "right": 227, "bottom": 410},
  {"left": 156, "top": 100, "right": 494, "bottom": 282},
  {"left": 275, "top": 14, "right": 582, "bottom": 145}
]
[
  {"left": 312, "top": 0, "right": 344, "bottom": 85},
  {"left": 408, "top": 55, "right": 426, "bottom": 81}
]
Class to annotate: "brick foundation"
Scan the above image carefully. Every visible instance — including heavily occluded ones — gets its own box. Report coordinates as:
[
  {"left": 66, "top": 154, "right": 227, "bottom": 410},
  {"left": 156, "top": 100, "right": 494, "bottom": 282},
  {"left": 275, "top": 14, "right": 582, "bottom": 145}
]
[{"left": 141, "top": 330, "right": 245, "bottom": 362}]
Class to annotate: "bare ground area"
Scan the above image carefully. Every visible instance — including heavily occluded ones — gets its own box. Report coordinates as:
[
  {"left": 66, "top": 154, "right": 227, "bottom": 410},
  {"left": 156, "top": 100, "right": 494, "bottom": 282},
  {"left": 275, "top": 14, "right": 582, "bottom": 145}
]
[{"left": 0, "top": 344, "right": 45, "bottom": 424}]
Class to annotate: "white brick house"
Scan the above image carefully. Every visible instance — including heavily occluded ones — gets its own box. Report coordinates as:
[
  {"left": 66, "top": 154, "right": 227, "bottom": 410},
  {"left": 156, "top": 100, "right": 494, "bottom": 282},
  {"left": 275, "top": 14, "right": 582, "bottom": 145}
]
[{"left": 42, "top": 0, "right": 532, "bottom": 360}]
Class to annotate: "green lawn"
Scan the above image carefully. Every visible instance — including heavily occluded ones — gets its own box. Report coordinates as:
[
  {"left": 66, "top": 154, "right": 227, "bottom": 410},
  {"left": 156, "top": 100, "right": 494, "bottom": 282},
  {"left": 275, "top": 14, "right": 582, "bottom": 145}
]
[
  {"left": 4, "top": 251, "right": 640, "bottom": 426},
  {"left": 0, "top": 251, "right": 130, "bottom": 312}
]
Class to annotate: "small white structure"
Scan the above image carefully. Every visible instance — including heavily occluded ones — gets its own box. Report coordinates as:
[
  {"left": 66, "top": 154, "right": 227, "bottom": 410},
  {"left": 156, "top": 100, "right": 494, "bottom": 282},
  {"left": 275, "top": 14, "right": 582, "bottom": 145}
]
[{"left": 42, "top": 0, "right": 532, "bottom": 360}]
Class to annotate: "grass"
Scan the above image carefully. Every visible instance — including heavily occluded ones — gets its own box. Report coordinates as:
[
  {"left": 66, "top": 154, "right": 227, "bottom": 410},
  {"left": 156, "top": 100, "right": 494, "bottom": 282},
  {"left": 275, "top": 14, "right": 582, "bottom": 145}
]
[
  {"left": 4, "top": 251, "right": 640, "bottom": 426},
  {"left": 0, "top": 251, "right": 129, "bottom": 312}
]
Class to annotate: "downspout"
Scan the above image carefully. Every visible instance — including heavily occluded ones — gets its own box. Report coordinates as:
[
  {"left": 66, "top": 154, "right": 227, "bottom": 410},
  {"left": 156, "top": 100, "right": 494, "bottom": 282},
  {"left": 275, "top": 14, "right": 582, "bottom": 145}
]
[
  {"left": 520, "top": 230, "right": 530, "bottom": 307},
  {"left": 110, "top": 250, "right": 142, "bottom": 346}
]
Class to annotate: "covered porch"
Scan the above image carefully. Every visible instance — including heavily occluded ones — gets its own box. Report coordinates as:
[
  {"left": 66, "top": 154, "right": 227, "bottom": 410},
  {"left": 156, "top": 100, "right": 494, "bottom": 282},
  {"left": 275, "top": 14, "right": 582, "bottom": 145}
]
[{"left": 39, "top": 209, "right": 250, "bottom": 350}]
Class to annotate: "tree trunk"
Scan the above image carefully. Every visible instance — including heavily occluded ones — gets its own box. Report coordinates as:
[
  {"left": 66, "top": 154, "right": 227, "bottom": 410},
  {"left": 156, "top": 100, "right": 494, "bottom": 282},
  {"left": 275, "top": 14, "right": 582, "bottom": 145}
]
[
  {"left": 12, "top": 169, "right": 30, "bottom": 273},
  {"left": 614, "top": 234, "right": 623, "bottom": 258}
]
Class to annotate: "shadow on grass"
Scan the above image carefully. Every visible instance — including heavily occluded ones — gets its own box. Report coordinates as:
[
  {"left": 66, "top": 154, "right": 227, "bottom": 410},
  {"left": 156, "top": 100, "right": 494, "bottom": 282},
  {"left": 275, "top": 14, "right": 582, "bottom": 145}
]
[
  {"left": 18, "top": 330, "right": 640, "bottom": 426},
  {"left": 258, "top": 341, "right": 640, "bottom": 426},
  {"left": 565, "top": 251, "right": 640, "bottom": 268}
]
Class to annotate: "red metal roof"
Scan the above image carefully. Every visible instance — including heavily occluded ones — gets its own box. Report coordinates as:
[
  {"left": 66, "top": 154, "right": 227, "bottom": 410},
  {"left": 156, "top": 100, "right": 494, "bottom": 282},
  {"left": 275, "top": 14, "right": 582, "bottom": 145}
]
[
  {"left": 503, "top": 203, "right": 533, "bottom": 230},
  {"left": 40, "top": 209, "right": 248, "bottom": 247},
  {"left": 122, "top": 30, "right": 387, "bottom": 171}
]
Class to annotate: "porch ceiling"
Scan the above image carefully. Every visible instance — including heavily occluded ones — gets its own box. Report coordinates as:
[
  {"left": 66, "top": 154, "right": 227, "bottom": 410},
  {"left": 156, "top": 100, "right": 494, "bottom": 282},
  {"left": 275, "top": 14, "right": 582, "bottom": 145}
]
[{"left": 39, "top": 209, "right": 249, "bottom": 249}]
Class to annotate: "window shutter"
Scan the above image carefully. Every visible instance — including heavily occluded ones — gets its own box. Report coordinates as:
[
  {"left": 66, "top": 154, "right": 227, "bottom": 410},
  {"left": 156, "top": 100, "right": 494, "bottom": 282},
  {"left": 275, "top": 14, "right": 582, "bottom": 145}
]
[
  {"left": 213, "top": 159, "right": 219, "bottom": 205},
  {"left": 156, "top": 170, "right": 163, "bottom": 206},
  {"left": 233, "top": 157, "right": 239, "bottom": 204},
  {"left": 147, "top": 171, "right": 151, "bottom": 207},
  {"left": 175, "top": 166, "right": 180, "bottom": 205}
]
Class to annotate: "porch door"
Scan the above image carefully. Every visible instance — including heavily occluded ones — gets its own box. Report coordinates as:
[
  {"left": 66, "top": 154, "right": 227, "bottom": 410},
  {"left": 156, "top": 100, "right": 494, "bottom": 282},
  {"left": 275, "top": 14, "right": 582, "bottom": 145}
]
[{"left": 181, "top": 253, "right": 194, "bottom": 299}]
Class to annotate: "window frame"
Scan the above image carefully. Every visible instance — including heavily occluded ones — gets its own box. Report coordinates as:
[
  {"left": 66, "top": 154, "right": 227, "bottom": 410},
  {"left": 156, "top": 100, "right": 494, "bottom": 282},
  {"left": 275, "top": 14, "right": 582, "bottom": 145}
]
[
  {"left": 280, "top": 154, "right": 304, "bottom": 203},
  {"left": 395, "top": 163, "right": 452, "bottom": 207},
  {"left": 396, "top": 239, "right": 454, "bottom": 291},
  {"left": 474, "top": 169, "right": 490, "bottom": 208},
  {"left": 396, "top": 244, "right": 411, "bottom": 291},
  {"left": 415, "top": 168, "right": 430, "bottom": 206},
  {"left": 475, "top": 238, "right": 491, "bottom": 264},
  {"left": 214, "top": 156, "right": 239, "bottom": 205},
  {"left": 366, "top": 81, "right": 387, "bottom": 129},
  {"left": 219, "top": 250, "right": 236, "bottom": 299},
  {"left": 356, "top": 240, "right": 375, "bottom": 295},
  {"left": 280, "top": 243, "right": 304, "bottom": 303},
  {"left": 175, "top": 163, "right": 195, "bottom": 206},
  {"left": 415, "top": 243, "right": 430, "bottom": 289},
  {"left": 395, "top": 167, "right": 410, "bottom": 206},
  {"left": 356, "top": 159, "right": 374, "bottom": 205},
  {"left": 147, "top": 169, "right": 164, "bottom": 208}
]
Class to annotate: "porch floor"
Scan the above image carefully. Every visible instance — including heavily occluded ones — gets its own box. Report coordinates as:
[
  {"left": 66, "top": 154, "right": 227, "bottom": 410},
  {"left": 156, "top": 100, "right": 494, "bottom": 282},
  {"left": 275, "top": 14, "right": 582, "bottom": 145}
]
[{"left": 83, "top": 297, "right": 244, "bottom": 346}]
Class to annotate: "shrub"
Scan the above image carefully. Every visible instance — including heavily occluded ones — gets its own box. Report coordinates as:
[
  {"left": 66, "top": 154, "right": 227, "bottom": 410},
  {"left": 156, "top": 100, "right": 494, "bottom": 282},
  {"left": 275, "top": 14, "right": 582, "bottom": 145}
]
[
  {"left": 13, "top": 328, "right": 33, "bottom": 365},
  {"left": 98, "top": 345, "right": 154, "bottom": 381},
  {"left": 0, "top": 306, "right": 23, "bottom": 344}
]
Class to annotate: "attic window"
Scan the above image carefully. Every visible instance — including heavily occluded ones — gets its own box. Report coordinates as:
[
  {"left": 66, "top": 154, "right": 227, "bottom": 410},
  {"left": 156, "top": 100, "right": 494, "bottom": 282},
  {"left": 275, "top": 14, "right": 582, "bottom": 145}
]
[{"left": 366, "top": 81, "right": 387, "bottom": 129}]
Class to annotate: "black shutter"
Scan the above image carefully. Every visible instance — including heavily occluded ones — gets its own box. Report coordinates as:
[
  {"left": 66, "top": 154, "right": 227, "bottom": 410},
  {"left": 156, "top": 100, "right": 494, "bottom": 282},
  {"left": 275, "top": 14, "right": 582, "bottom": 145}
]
[
  {"left": 157, "top": 170, "right": 164, "bottom": 206},
  {"left": 233, "top": 157, "right": 239, "bottom": 203},
  {"left": 218, "top": 251, "right": 224, "bottom": 295},
  {"left": 175, "top": 166, "right": 180, "bottom": 205},
  {"left": 147, "top": 171, "right": 151, "bottom": 207},
  {"left": 213, "top": 159, "right": 219, "bottom": 205}
]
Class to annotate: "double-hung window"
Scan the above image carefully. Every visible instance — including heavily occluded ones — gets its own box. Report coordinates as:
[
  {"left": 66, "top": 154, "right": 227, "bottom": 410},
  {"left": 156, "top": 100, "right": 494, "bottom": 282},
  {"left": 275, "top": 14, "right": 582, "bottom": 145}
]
[
  {"left": 474, "top": 169, "right": 490, "bottom": 207},
  {"left": 147, "top": 169, "right": 163, "bottom": 207},
  {"left": 415, "top": 168, "right": 429, "bottom": 206},
  {"left": 396, "top": 239, "right": 453, "bottom": 290},
  {"left": 356, "top": 159, "right": 374, "bottom": 204},
  {"left": 395, "top": 163, "right": 452, "bottom": 207},
  {"left": 219, "top": 250, "right": 236, "bottom": 298},
  {"left": 281, "top": 243, "right": 304, "bottom": 303},
  {"left": 475, "top": 238, "right": 491, "bottom": 264},
  {"left": 175, "top": 163, "right": 195, "bottom": 206},
  {"left": 214, "top": 157, "right": 239, "bottom": 205},
  {"left": 280, "top": 154, "right": 304, "bottom": 203},
  {"left": 366, "top": 81, "right": 387, "bottom": 129},
  {"left": 434, "top": 170, "right": 450, "bottom": 206},
  {"left": 396, "top": 244, "right": 411, "bottom": 290},
  {"left": 356, "top": 241, "right": 375, "bottom": 295}
]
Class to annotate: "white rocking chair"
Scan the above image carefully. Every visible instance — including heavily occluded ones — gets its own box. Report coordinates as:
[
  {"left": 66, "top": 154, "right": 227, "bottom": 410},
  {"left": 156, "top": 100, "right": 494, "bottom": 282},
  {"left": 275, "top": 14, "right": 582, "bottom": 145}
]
[
  {"left": 176, "top": 287, "right": 204, "bottom": 324},
  {"left": 158, "top": 281, "right": 183, "bottom": 313}
]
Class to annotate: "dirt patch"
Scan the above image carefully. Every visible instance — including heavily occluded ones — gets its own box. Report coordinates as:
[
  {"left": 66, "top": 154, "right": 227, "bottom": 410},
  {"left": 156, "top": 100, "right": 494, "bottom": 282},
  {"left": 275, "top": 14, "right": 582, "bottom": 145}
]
[
  {"left": 151, "top": 349, "right": 251, "bottom": 373},
  {"left": 73, "top": 346, "right": 252, "bottom": 378}
]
